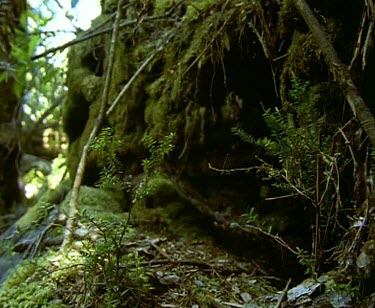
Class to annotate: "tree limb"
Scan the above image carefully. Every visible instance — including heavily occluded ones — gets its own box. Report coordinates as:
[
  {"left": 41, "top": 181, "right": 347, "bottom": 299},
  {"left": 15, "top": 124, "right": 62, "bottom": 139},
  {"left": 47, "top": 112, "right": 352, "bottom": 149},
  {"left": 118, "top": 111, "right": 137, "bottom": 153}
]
[
  {"left": 293, "top": 0, "right": 375, "bottom": 147},
  {"left": 61, "top": 0, "right": 126, "bottom": 249},
  {"left": 31, "top": 14, "right": 173, "bottom": 61}
]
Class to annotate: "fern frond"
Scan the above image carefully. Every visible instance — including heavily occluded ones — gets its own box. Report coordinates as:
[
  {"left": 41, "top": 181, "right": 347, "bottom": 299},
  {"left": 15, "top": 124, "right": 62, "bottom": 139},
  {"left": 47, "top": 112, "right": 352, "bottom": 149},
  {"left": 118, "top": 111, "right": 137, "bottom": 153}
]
[{"left": 231, "top": 126, "right": 256, "bottom": 144}]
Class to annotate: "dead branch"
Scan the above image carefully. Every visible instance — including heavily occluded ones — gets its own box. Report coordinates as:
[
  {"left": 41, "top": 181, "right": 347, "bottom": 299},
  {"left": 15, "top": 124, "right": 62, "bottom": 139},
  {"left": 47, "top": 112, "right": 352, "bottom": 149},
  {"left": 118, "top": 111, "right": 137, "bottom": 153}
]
[
  {"left": 276, "top": 278, "right": 292, "bottom": 308},
  {"left": 31, "top": 13, "right": 175, "bottom": 61},
  {"left": 240, "top": 224, "right": 298, "bottom": 255},
  {"left": 293, "top": 0, "right": 375, "bottom": 148},
  {"left": 105, "top": 53, "right": 156, "bottom": 117},
  {"left": 61, "top": 0, "right": 126, "bottom": 249}
]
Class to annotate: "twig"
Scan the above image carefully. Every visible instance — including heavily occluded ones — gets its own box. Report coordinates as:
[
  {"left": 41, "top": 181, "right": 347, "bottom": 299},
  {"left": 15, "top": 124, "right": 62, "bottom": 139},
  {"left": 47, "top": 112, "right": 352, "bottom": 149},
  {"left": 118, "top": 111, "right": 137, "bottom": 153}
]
[
  {"left": 240, "top": 224, "right": 298, "bottom": 255},
  {"left": 275, "top": 278, "right": 291, "bottom": 308},
  {"left": 362, "top": 18, "right": 373, "bottom": 70},
  {"left": 208, "top": 162, "right": 255, "bottom": 175},
  {"left": 61, "top": 0, "right": 126, "bottom": 249},
  {"left": 31, "top": 14, "right": 172, "bottom": 61},
  {"left": 105, "top": 53, "right": 156, "bottom": 116},
  {"left": 150, "top": 241, "right": 174, "bottom": 262}
]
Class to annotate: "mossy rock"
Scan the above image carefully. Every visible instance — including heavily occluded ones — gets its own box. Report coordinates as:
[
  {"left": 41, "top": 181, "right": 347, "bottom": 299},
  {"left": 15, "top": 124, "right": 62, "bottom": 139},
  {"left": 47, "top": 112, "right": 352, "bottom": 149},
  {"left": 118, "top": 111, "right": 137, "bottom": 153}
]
[
  {"left": 132, "top": 177, "right": 209, "bottom": 239},
  {"left": 60, "top": 186, "right": 126, "bottom": 221},
  {"left": 16, "top": 182, "right": 70, "bottom": 231}
]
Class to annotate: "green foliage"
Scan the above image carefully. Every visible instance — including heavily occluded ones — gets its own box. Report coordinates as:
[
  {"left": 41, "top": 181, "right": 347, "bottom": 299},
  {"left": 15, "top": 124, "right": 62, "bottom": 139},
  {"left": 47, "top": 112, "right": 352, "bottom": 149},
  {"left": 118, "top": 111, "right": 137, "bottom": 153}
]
[
  {"left": 134, "top": 132, "right": 176, "bottom": 202},
  {"left": 232, "top": 77, "right": 331, "bottom": 193},
  {"left": 296, "top": 248, "right": 316, "bottom": 276},
  {"left": 80, "top": 216, "right": 150, "bottom": 307},
  {"left": 154, "top": 0, "right": 173, "bottom": 15},
  {"left": 89, "top": 127, "right": 126, "bottom": 190},
  {"left": 0, "top": 215, "right": 150, "bottom": 307},
  {"left": 241, "top": 207, "right": 258, "bottom": 224},
  {"left": 325, "top": 278, "right": 359, "bottom": 298},
  {"left": 5, "top": 3, "right": 67, "bottom": 153},
  {"left": 232, "top": 78, "right": 343, "bottom": 276},
  {"left": 0, "top": 257, "right": 64, "bottom": 307}
]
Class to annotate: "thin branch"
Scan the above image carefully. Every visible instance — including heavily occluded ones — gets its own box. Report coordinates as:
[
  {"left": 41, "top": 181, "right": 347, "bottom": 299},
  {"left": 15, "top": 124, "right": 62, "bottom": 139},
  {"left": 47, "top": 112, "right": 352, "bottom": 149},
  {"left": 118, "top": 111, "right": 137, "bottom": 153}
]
[
  {"left": 61, "top": 0, "right": 126, "bottom": 249},
  {"left": 362, "top": 19, "right": 373, "bottom": 70},
  {"left": 240, "top": 224, "right": 298, "bottom": 255},
  {"left": 105, "top": 53, "right": 156, "bottom": 117},
  {"left": 293, "top": 0, "right": 375, "bottom": 148},
  {"left": 27, "top": 96, "right": 63, "bottom": 135},
  {"left": 276, "top": 278, "right": 292, "bottom": 308},
  {"left": 208, "top": 162, "right": 255, "bottom": 175},
  {"left": 31, "top": 14, "right": 173, "bottom": 61}
]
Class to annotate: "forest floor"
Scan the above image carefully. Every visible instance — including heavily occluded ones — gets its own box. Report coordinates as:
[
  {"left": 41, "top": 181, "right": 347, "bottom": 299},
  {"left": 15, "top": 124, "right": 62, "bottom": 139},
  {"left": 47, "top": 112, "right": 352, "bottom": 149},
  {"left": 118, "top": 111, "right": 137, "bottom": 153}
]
[
  {"left": 128, "top": 200, "right": 351, "bottom": 308},
  {"left": 130, "top": 205, "right": 288, "bottom": 308},
  {"left": 130, "top": 231, "right": 282, "bottom": 307},
  {"left": 0, "top": 189, "right": 346, "bottom": 307}
]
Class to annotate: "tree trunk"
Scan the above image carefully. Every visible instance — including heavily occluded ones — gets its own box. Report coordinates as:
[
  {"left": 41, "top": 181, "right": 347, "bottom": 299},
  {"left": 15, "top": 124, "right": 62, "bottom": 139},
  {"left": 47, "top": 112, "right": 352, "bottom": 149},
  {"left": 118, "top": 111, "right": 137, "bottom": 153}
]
[{"left": 0, "top": 0, "right": 26, "bottom": 213}]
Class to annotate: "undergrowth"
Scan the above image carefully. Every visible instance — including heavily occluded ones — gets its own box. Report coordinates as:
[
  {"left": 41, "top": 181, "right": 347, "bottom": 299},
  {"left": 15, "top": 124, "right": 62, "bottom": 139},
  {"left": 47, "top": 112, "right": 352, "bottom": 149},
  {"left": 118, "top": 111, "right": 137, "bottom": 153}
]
[
  {"left": 232, "top": 77, "right": 349, "bottom": 275},
  {"left": 0, "top": 216, "right": 151, "bottom": 307}
]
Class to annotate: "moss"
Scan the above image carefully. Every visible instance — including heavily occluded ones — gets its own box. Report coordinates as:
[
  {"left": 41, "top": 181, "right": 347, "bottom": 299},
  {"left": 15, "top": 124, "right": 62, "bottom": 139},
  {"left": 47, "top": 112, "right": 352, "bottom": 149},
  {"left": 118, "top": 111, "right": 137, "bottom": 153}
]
[
  {"left": 65, "top": 0, "right": 253, "bottom": 182},
  {"left": 277, "top": 0, "right": 300, "bottom": 36},
  {"left": 15, "top": 202, "right": 51, "bottom": 231},
  {"left": 16, "top": 183, "right": 69, "bottom": 231},
  {"left": 60, "top": 186, "right": 125, "bottom": 220},
  {"left": 144, "top": 94, "right": 173, "bottom": 138},
  {"left": 132, "top": 177, "right": 208, "bottom": 239},
  {"left": 279, "top": 32, "right": 325, "bottom": 103},
  {"left": 0, "top": 252, "right": 68, "bottom": 307},
  {"left": 153, "top": 0, "right": 173, "bottom": 15},
  {"left": 183, "top": 0, "right": 216, "bottom": 22},
  {"left": 0, "top": 244, "right": 149, "bottom": 307}
]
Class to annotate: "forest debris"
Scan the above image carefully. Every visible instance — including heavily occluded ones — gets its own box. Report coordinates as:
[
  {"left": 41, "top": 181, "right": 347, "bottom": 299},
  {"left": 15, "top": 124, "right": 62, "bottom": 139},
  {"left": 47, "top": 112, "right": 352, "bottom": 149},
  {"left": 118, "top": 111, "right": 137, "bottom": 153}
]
[
  {"left": 156, "top": 271, "right": 180, "bottom": 285},
  {"left": 287, "top": 276, "right": 322, "bottom": 305},
  {"left": 275, "top": 278, "right": 291, "bottom": 308}
]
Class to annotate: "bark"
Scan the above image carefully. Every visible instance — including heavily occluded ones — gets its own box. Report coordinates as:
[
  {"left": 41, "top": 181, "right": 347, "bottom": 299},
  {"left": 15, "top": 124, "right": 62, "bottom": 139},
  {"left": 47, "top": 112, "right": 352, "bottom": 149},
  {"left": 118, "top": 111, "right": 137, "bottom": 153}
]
[
  {"left": 0, "top": 0, "right": 26, "bottom": 213},
  {"left": 293, "top": 0, "right": 375, "bottom": 147}
]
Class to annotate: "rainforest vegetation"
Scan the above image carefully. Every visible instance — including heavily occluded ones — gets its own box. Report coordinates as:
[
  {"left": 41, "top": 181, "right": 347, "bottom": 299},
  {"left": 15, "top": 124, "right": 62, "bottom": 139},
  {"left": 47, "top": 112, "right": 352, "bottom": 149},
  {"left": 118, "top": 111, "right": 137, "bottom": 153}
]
[{"left": 0, "top": 0, "right": 375, "bottom": 306}]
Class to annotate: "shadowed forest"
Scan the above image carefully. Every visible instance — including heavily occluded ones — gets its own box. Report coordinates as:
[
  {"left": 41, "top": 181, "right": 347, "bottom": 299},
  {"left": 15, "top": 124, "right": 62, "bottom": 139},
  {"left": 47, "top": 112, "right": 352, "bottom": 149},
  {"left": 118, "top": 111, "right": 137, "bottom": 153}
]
[{"left": 1, "top": 0, "right": 375, "bottom": 306}]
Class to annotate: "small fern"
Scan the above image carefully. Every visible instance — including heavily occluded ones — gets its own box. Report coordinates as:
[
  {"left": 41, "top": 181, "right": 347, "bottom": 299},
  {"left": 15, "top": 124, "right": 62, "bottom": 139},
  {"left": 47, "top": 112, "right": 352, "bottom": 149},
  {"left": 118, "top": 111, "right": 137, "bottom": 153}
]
[
  {"left": 134, "top": 132, "right": 176, "bottom": 202},
  {"left": 233, "top": 77, "right": 332, "bottom": 193},
  {"left": 89, "top": 127, "right": 125, "bottom": 190}
]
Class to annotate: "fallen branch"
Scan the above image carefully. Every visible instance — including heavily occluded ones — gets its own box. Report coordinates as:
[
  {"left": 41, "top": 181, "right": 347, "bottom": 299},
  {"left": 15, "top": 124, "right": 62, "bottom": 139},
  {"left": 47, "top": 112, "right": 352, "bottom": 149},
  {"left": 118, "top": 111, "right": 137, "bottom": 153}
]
[
  {"left": 276, "top": 278, "right": 291, "bottom": 308},
  {"left": 61, "top": 0, "right": 126, "bottom": 249},
  {"left": 293, "top": 0, "right": 375, "bottom": 148}
]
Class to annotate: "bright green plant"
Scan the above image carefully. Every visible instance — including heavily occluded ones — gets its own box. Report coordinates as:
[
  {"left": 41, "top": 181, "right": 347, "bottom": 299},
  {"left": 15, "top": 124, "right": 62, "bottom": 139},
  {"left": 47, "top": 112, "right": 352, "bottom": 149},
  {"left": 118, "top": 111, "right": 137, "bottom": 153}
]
[
  {"left": 89, "top": 127, "right": 126, "bottom": 190},
  {"left": 0, "top": 256, "right": 65, "bottom": 307},
  {"left": 80, "top": 215, "right": 150, "bottom": 307},
  {"left": 0, "top": 215, "right": 150, "bottom": 307},
  {"left": 134, "top": 132, "right": 176, "bottom": 202},
  {"left": 325, "top": 277, "right": 359, "bottom": 298}
]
